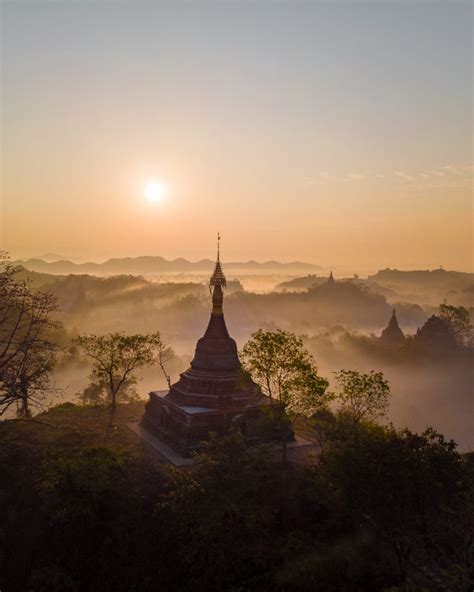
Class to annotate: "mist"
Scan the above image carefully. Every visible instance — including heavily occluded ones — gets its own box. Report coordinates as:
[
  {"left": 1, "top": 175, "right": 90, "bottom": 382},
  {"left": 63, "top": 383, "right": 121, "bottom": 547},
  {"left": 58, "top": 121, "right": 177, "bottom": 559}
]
[{"left": 10, "top": 263, "right": 472, "bottom": 451}]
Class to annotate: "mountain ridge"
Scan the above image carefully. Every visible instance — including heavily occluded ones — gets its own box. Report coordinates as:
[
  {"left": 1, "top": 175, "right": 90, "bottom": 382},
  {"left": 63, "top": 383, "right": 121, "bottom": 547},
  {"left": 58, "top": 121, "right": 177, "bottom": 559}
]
[{"left": 13, "top": 256, "right": 321, "bottom": 275}]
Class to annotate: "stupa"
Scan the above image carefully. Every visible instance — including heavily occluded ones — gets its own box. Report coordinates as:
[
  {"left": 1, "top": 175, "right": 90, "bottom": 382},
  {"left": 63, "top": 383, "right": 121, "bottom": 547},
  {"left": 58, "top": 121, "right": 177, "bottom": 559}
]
[
  {"left": 326, "top": 270, "right": 336, "bottom": 286},
  {"left": 414, "top": 315, "right": 456, "bottom": 352},
  {"left": 142, "top": 236, "right": 269, "bottom": 456},
  {"left": 379, "top": 309, "right": 405, "bottom": 348}
]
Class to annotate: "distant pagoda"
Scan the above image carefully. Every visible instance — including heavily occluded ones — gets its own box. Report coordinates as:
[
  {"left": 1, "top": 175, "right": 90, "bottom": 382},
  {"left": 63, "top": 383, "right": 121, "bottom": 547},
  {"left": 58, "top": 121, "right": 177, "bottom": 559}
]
[
  {"left": 326, "top": 270, "right": 336, "bottom": 286},
  {"left": 379, "top": 309, "right": 405, "bottom": 348},
  {"left": 142, "top": 236, "right": 269, "bottom": 456},
  {"left": 414, "top": 315, "right": 456, "bottom": 352}
]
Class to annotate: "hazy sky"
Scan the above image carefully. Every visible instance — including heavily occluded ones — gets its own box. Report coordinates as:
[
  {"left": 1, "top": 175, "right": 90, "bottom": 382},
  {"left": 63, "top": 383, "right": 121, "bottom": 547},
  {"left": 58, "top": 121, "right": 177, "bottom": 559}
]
[{"left": 1, "top": 1, "right": 472, "bottom": 272}]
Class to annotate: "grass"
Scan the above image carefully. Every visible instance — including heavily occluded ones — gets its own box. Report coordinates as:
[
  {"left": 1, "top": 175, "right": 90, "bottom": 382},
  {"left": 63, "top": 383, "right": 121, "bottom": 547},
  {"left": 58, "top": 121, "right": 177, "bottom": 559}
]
[{"left": 0, "top": 401, "right": 170, "bottom": 478}]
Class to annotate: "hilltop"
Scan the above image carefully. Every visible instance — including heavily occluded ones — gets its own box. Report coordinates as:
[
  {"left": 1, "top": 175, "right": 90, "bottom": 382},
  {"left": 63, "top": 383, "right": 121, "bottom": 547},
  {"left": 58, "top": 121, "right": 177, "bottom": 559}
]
[
  {"left": 369, "top": 268, "right": 474, "bottom": 286},
  {"left": 1, "top": 401, "right": 472, "bottom": 592},
  {"left": 277, "top": 269, "right": 474, "bottom": 309}
]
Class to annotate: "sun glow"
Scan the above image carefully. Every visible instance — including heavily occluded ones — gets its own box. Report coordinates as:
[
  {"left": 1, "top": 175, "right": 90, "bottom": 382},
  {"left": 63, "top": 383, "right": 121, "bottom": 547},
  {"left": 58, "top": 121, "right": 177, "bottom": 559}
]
[{"left": 144, "top": 178, "right": 166, "bottom": 203}]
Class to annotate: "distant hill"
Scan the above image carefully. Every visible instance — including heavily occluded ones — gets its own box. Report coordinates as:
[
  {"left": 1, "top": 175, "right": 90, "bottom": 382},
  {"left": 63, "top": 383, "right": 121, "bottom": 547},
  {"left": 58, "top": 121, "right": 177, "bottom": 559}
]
[
  {"left": 367, "top": 268, "right": 474, "bottom": 308},
  {"left": 276, "top": 275, "right": 395, "bottom": 295},
  {"left": 34, "top": 253, "right": 86, "bottom": 263},
  {"left": 12, "top": 265, "right": 61, "bottom": 290},
  {"left": 276, "top": 269, "right": 474, "bottom": 309},
  {"left": 13, "top": 266, "right": 244, "bottom": 298},
  {"left": 369, "top": 268, "right": 474, "bottom": 286},
  {"left": 12, "top": 265, "right": 429, "bottom": 338},
  {"left": 13, "top": 256, "right": 320, "bottom": 275},
  {"left": 276, "top": 275, "right": 329, "bottom": 291}
]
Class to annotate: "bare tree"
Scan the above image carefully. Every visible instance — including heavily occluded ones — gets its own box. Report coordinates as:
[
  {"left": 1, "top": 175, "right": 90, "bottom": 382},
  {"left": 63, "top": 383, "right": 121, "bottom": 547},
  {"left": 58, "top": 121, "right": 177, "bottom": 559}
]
[
  {"left": 0, "top": 254, "right": 60, "bottom": 416},
  {"left": 157, "top": 339, "right": 174, "bottom": 388},
  {"left": 2, "top": 341, "right": 60, "bottom": 417}
]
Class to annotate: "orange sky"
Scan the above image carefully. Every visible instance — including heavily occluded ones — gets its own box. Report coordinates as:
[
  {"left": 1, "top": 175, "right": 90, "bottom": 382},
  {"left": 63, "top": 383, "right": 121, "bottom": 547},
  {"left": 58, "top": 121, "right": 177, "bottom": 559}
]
[{"left": 1, "top": 2, "right": 472, "bottom": 274}]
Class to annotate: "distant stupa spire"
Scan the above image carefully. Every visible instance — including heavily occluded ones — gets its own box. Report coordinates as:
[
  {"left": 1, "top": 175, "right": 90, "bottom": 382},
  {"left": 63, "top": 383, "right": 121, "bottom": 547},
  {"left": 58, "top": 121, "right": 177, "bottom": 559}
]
[
  {"left": 380, "top": 308, "right": 405, "bottom": 347},
  {"left": 327, "top": 270, "right": 335, "bottom": 285},
  {"left": 389, "top": 309, "right": 400, "bottom": 328}
]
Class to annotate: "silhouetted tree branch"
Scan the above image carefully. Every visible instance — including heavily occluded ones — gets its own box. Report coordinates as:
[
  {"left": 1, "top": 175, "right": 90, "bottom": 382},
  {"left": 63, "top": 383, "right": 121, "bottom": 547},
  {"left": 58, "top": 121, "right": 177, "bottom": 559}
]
[{"left": 0, "top": 253, "right": 61, "bottom": 416}]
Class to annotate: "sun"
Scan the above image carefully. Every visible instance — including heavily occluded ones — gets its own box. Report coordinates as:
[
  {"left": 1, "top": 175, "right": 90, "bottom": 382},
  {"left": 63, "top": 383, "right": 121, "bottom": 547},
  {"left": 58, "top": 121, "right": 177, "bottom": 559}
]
[{"left": 144, "top": 178, "right": 166, "bottom": 203}]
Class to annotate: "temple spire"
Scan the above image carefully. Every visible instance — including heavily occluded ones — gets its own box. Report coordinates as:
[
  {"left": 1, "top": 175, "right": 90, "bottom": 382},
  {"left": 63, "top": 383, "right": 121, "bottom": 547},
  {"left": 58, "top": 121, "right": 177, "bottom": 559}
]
[
  {"left": 380, "top": 308, "right": 405, "bottom": 347},
  {"left": 209, "top": 234, "right": 226, "bottom": 315}
]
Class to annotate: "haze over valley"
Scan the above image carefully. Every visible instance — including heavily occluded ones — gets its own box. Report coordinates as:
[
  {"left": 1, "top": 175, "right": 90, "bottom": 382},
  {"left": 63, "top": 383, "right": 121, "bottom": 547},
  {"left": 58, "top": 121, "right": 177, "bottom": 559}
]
[{"left": 10, "top": 257, "right": 473, "bottom": 450}]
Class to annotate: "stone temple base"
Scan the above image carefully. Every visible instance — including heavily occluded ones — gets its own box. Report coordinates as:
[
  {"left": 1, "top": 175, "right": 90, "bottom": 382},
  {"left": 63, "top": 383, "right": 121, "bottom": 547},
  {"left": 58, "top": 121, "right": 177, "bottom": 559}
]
[
  {"left": 142, "top": 389, "right": 270, "bottom": 457},
  {"left": 128, "top": 421, "right": 195, "bottom": 466},
  {"left": 129, "top": 420, "right": 318, "bottom": 466}
]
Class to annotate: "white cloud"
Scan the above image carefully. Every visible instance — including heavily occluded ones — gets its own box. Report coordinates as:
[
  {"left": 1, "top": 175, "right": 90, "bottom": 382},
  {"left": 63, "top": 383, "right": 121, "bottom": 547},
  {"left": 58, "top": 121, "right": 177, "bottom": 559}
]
[
  {"left": 442, "top": 164, "right": 463, "bottom": 175},
  {"left": 394, "top": 171, "right": 414, "bottom": 181}
]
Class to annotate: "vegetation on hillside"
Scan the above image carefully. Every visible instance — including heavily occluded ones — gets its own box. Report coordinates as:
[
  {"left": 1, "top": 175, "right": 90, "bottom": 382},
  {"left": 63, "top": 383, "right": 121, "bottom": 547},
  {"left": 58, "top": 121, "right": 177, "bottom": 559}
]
[
  {"left": 1, "top": 253, "right": 473, "bottom": 591},
  {"left": 1, "top": 402, "right": 472, "bottom": 592}
]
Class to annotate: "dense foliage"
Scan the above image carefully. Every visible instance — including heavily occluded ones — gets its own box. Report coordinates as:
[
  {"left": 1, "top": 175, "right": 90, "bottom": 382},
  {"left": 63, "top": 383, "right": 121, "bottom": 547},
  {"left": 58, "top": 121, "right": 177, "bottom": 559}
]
[
  {"left": 439, "top": 304, "right": 473, "bottom": 347},
  {"left": 1, "top": 403, "right": 472, "bottom": 592},
  {"left": 1, "top": 262, "right": 472, "bottom": 590}
]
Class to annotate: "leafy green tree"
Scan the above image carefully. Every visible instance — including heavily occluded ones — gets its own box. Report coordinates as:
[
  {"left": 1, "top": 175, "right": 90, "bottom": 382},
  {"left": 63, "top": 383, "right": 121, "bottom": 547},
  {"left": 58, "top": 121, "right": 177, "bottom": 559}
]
[
  {"left": 333, "top": 369, "right": 390, "bottom": 423},
  {"left": 317, "top": 425, "right": 474, "bottom": 588},
  {"left": 29, "top": 566, "right": 79, "bottom": 592},
  {"left": 439, "top": 303, "right": 473, "bottom": 347},
  {"left": 78, "top": 378, "right": 139, "bottom": 406},
  {"left": 39, "top": 447, "right": 127, "bottom": 590},
  {"left": 158, "top": 432, "right": 279, "bottom": 590},
  {"left": 1, "top": 400, "right": 472, "bottom": 592},
  {"left": 0, "top": 406, "right": 169, "bottom": 592},
  {"left": 241, "top": 329, "right": 329, "bottom": 460},
  {"left": 75, "top": 332, "right": 167, "bottom": 410}
]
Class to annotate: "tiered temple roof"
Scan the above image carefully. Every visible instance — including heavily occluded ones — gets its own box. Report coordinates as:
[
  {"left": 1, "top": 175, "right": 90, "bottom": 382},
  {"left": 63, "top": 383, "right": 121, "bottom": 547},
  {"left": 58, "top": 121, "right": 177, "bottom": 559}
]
[
  {"left": 146, "top": 237, "right": 258, "bottom": 409},
  {"left": 143, "top": 236, "right": 267, "bottom": 455},
  {"left": 414, "top": 315, "right": 456, "bottom": 352},
  {"left": 156, "top": 236, "right": 259, "bottom": 408}
]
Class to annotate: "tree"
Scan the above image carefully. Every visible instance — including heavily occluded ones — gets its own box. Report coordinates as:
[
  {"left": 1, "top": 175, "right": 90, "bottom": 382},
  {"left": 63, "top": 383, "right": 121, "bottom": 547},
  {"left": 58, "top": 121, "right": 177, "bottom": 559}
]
[
  {"left": 75, "top": 332, "right": 167, "bottom": 410},
  {"left": 78, "top": 377, "right": 139, "bottom": 406},
  {"left": 2, "top": 339, "right": 60, "bottom": 417},
  {"left": 333, "top": 369, "right": 390, "bottom": 423},
  {"left": 317, "top": 425, "right": 474, "bottom": 587},
  {"left": 439, "top": 304, "right": 473, "bottom": 347},
  {"left": 0, "top": 254, "right": 60, "bottom": 416},
  {"left": 156, "top": 339, "right": 174, "bottom": 388},
  {"left": 241, "top": 329, "right": 329, "bottom": 461},
  {"left": 158, "top": 432, "right": 279, "bottom": 590}
]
